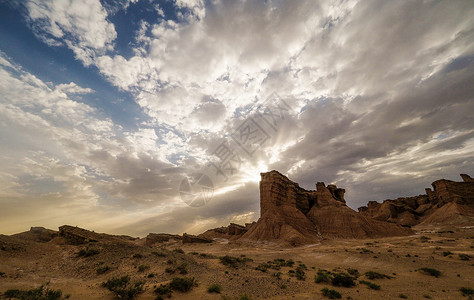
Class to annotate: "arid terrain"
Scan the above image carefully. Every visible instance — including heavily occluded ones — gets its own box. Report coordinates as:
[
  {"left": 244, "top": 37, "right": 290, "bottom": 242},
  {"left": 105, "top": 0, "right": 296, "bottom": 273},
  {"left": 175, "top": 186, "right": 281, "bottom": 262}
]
[{"left": 1, "top": 171, "right": 473, "bottom": 299}]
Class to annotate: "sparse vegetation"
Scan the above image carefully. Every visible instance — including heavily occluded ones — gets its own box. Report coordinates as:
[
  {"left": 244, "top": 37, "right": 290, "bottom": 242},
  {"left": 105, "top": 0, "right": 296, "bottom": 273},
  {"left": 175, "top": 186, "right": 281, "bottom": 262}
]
[
  {"left": 419, "top": 267, "right": 441, "bottom": 277},
  {"left": 169, "top": 277, "right": 198, "bottom": 292},
  {"left": 172, "top": 248, "right": 184, "bottom": 254},
  {"left": 151, "top": 250, "right": 168, "bottom": 257},
  {"left": 132, "top": 253, "right": 143, "bottom": 259},
  {"left": 331, "top": 273, "right": 355, "bottom": 287},
  {"left": 365, "top": 271, "right": 392, "bottom": 280},
  {"left": 101, "top": 276, "right": 144, "bottom": 300},
  {"left": 399, "top": 293, "right": 408, "bottom": 299},
  {"left": 359, "top": 280, "right": 381, "bottom": 290},
  {"left": 96, "top": 266, "right": 111, "bottom": 275},
  {"left": 321, "top": 287, "right": 342, "bottom": 299},
  {"left": 207, "top": 283, "right": 222, "bottom": 293},
  {"left": 460, "top": 287, "right": 474, "bottom": 296},
  {"left": 3, "top": 285, "right": 66, "bottom": 300},
  {"left": 347, "top": 268, "right": 359, "bottom": 277},
  {"left": 443, "top": 251, "right": 453, "bottom": 257},
  {"left": 295, "top": 266, "right": 306, "bottom": 281},
  {"left": 459, "top": 253, "right": 471, "bottom": 261},
  {"left": 239, "top": 295, "right": 251, "bottom": 300},
  {"left": 137, "top": 265, "right": 149, "bottom": 272},
  {"left": 154, "top": 283, "right": 172, "bottom": 298},
  {"left": 315, "top": 269, "right": 332, "bottom": 283},
  {"left": 219, "top": 255, "right": 251, "bottom": 268},
  {"left": 77, "top": 247, "right": 99, "bottom": 257}
]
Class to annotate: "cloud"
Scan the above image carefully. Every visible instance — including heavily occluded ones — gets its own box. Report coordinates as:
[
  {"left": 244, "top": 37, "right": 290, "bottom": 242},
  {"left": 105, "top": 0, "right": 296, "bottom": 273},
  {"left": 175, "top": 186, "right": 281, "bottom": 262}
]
[{"left": 26, "top": 0, "right": 117, "bottom": 65}]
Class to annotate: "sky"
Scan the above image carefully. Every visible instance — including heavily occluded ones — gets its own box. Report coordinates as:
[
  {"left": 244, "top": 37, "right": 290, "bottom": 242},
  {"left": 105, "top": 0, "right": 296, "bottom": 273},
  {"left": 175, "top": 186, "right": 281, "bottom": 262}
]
[{"left": 0, "top": 0, "right": 473, "bottom": 237}]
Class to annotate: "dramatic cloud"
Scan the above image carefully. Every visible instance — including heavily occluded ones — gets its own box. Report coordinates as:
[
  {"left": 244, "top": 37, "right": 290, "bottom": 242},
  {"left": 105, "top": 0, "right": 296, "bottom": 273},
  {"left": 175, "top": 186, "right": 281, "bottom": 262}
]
[{"left": 0, "top": 0, "right": 473, "bottom": 236}]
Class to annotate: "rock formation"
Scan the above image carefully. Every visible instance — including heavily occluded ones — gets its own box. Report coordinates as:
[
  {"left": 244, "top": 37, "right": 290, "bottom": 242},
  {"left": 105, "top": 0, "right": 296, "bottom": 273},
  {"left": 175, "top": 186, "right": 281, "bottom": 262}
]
[
  {"left": 182, "top": 233, "right": 212, "bottom": 243},
  {"left": 238, "top": 171, "right": 412, "bottom": 245},
  {"left": 145, "top": 233, "right": 181, "bottom": 246},
  {"left": 358, "top": 174, "right": 474, "bottom": 227},
  {"left": 198, "top": 222, "right": 254, "bottom": 240}
]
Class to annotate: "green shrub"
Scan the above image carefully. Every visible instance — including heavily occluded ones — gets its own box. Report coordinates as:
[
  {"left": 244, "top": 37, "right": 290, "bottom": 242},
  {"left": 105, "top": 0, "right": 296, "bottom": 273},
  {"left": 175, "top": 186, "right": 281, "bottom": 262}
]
[
  {"left": 207, "top": 283, "right": 222, "bottom": 293},
  {"left": 460, "top": 287, "right": 474, "bottom": 296},
  {"left": 331, "top": 273, "right": 355, "bottom": 287},
  {"left": 169, "top": 277, "right": 197, "bottom": 292},
  {"left": 442, "top": 251, "right": 452, "bottom": 257},
  {"left": 365, "top": 271, "right": 392, "bottom": 279},
  {"left": 347, "top": 268, "right": 359, "bottom": 277},
  {"left": 77, "top": 248, "right": 99, "bottom": 257},
  {"left": 151, "top": 250, "right": 168, "bottom": 257},
  {"left": 239, "top": 295, "right": 251, "bottom": 300},
  {"left": 4, "top": 285, "right": 65, "bottom": 300},
  {"left": 102, "top": 275, "right": 144, "bottom": 300},
  {"left": 137, "top": 265, "right": 149, "bottom": 272},
  {"left": 419, "top": 268, "right": 441, "bottom": 277},
  {"left": 255, "top": 263, "right": 270, "bottom": 272},
  {"left": 132, "top": 253, "right": 143, "bottom": 259},
  {"left": 219, "top": 255, "right": 250, "bottom": 268},
  {"left": 315, "top": 270, "right": 332, "bottom": 283},
  {"left": 96, "top": 266, "right": 111, "bottom": 275},
  {"left": 154, "top": 283, "right": 172, "bottom": 298},
  {"left": 359, "top": 280, "right": 380, "bottom": 290},
  {"left": 295, "top": 266, "right": 306, "bottom": 281},
  {"left": 399, "top": 294, "right": 408, "bottom": 299},
  {"left": 459, "top": 254, "right": 471, "bottom": 261},
  {"left": 321, "top": 287, "right": 342, "bottom": 299}
]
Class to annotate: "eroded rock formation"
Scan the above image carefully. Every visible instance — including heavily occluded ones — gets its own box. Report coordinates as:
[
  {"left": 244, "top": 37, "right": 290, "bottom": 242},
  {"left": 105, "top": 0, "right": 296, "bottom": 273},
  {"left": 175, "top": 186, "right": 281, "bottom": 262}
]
[
  {"left": 145, "top": 233, "right": 181, "bottom": 246},
  {"left": 182, "top": 233, "right": 212, "bottom": 243},
  {"left": 239, "top": 171, "right": 412, "bottom": 245},
  {"left": 358, "top": 174, "right": 474, "bottom": 227}
]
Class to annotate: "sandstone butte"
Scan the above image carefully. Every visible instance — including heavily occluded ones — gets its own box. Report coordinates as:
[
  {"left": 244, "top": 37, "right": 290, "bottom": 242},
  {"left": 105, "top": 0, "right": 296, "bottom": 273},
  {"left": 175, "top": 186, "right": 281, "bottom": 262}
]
[{"left": 196, "top": 171, "right": 474, "bottom": 246}]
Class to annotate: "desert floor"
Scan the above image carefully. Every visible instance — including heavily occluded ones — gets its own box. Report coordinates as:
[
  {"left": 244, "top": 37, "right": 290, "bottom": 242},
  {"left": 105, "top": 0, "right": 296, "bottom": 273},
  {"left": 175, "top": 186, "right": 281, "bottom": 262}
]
[{"left": 0, "top": 226, "right": 473, "bottom": 299}]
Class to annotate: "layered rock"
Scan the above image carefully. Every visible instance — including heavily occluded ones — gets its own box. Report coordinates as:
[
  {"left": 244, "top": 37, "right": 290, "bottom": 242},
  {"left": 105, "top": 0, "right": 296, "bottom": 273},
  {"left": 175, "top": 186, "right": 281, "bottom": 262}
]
[
  {"left": 238, "top": 171, "right": 412, "bottom": 245},
  {"left": 358, "top": 174, "right": 474, "bottom": 226},
  {"left": 182, "top": 233, "right": 212, "bottom": 243},
  {"left": 145, "top": 233, "right": 181, "bottom": 246},
  {"left": 198, "top": 222, "right": 255, "bottom": 240}
]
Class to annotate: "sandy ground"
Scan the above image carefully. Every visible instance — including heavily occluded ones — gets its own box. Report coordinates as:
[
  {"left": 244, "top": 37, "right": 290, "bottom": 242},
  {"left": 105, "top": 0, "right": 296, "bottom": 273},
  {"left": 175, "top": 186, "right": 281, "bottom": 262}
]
[{"left": 0, "top": 226, "right": 473, "bottom": 299}]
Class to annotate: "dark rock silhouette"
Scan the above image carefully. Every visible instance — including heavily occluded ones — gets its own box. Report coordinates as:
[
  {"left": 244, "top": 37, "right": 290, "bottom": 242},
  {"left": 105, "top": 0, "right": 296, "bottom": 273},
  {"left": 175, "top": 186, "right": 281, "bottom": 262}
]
[{"left": 358, "top": 174, "right": 474, "bottom": 226}]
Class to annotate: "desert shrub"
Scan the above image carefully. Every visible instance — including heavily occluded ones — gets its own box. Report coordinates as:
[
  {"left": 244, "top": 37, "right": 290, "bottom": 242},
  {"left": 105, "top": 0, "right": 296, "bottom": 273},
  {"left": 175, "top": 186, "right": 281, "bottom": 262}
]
[
  {"left": 273, "top": 258, "right": 294, "bottom": 267},
  {"left": 132, "top": 253, "right": 143, "bottom": 259},
  {"left": 0, "top": 271, "right": 6, "bottom": 277},
  {"left": 459, "top": 254, "right": 471, "bottom": 261},
  {"left": 365, "top": 271, "right": 392, "bottom": 280},
  {"left": 172, "top": 248, "right": 184, "bottom": 254},
  {"left": 154, "top": 284, "right": 172, "bottom": 298},
  {"left": 399, "top": 294, "right": 408, "bottom": 299},
  {"left": 3, "top": 285, "right": 65, "bottom": 300},
  {"left": 102, "top": 275, "right": 144, "bottom": 300},
  {"left": 151, "top": 250, "right": 168, "bottom": 257},
  {"left": 239, "top": 295, "right": 251, "bottom": 300},
  {"left": 96, "top": 266, "right": 111, "bottom": 275},
  {"left": 273, "top": 272, "right": 282, "bottom": 280},
  {"left": 169, "top": 277, "right": 197, "bottom": 292},
  {"left": 255, "top": 263, "right": 270, "bottom": 272},
  {"left": 315, "top": 270, "right": 332, "bottom": 283},
  {"left": 443, "top": 251, "right": 452, "bottom": 257},
  {"left": 321, "top": 287, "right": 341, "bottom": 299},
  {"left": 359, "top": 248, "right": 373, "bottom": 254},
  {"left": 147, "top": 273, "right": 154, "bottom": 278},
  {"left": 137, "top": 265, "right": 150, "bottom": 272},
  {"left": 347, "top": 268, "right": 359, "bottom": 277},
  {"left": 331, "top": 273, "right": 355, "bottom": 287},
  {"left": 423, "top": 295, "right": 431, "bottom": 299},
  {"left": 460, "top": 287, "right": 474, "bottom": 296},
  {"left": 295, "top": 266, "right": 306, "bottom": 281},
  {"left": 219, "top": 255, "right": 250, "bottom": 269},
  {"left": 359, "top": 280, "right": 380, "bottom": 290},
  {"left": 199, "top": 253, "right": 217, "bottom": 258},
  {"left": 77, "top": 248, "right": 99, "bottom": 257},
  {"left": 418, "top": 268, "right": 441, "bottom": 277},
  {"left": 420, "top": 236, "right": 431, "bottom": 242},
  {"left": 207, "top": 283, "right": 222, "bottom": 293}
]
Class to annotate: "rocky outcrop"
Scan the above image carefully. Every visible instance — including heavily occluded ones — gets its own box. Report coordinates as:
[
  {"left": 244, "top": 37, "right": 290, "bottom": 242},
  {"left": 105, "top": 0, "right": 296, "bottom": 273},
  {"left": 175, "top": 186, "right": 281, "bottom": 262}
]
[
  {"left": 182, "top": 233, "right": 212, "bottom": 243},
  {"left": 145, "top": 233, "right": 181, "bottom": 246},
  {"left": 239, "top": 171, "right": 412, "bottom": 245},
  {"left": 58, "top": 225, "right": 137, "bottom": 245},
  {"left": 198, "top": 222, "right": 255, "bottom": 240},
  {"left": 358, "top": 174, "right": 474, "bottom": 227},
  {"left": 12, "top": 227, "right": 58, "bottom": 243}
]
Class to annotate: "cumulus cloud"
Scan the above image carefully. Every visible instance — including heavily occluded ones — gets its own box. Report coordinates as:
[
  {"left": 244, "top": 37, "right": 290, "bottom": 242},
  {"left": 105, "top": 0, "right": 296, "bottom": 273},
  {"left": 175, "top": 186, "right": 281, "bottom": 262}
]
[{"left": 3, "top": 0, "right": 473, "bottom": 236}]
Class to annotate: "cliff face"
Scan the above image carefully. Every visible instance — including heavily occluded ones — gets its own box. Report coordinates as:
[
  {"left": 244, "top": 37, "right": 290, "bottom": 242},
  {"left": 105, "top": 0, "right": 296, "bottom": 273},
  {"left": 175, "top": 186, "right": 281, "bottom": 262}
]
[
  {"left": 239, "top": 171, "right": 412, "bottom": 245},
  {"left": 358, "top": 174, "right": 474, "bottom": 226}
]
